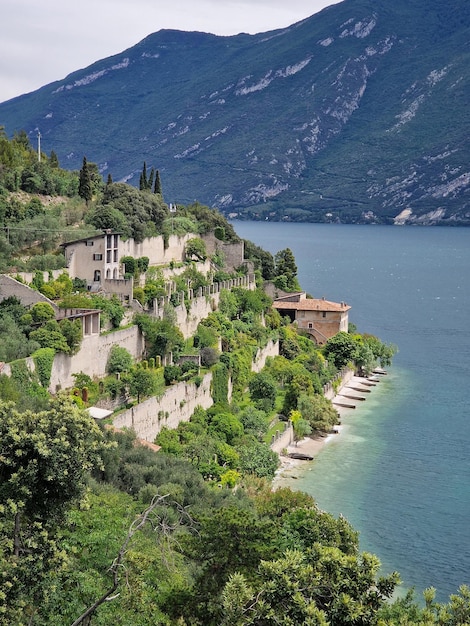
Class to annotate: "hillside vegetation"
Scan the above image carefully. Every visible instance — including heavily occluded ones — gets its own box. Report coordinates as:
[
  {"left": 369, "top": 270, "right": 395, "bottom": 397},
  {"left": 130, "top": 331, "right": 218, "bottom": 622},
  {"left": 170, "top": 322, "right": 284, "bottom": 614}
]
[
  {"left": 0, "top": 128, "right": 238, "bottom": 272},
  {"left": 0, "top": 132, "right": 469, "bottom": 625}
]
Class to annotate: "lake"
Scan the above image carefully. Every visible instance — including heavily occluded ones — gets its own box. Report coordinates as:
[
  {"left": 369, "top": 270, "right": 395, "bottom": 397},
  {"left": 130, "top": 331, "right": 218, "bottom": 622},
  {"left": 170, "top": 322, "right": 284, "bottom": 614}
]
[{"left": 231, "top": 221, "right": 470, "bottom": 602}]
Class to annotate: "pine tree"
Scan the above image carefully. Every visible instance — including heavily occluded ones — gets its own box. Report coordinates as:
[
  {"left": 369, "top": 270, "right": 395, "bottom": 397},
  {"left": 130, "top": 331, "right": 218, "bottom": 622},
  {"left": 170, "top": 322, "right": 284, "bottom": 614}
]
[
  {"left": 106, "top": 173, "right": 113, "bottom": 186},
  {"left": 78, "top": 156, "right": 92, "bottom": 206}
]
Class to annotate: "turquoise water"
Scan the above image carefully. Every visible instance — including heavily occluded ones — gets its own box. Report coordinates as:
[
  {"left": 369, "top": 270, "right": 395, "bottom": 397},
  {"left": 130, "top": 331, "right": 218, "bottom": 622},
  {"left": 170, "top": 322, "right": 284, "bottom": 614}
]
[{"left": 232, "top": 222, "right": 470, "bottom": 602}]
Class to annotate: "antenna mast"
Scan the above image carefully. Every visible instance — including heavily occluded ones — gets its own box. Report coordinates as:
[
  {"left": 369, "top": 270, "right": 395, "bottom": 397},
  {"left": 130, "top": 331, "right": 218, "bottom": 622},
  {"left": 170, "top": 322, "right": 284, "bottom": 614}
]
[{"left": 37, "top": 130, "right": 41, "bottom": 162}]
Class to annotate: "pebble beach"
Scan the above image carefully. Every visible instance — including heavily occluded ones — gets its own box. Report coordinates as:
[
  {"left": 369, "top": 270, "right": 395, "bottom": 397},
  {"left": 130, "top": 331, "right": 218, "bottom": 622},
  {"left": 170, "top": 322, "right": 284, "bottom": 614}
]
[{"left": 273, "top": 373, "right": 385, "bottom": 485}]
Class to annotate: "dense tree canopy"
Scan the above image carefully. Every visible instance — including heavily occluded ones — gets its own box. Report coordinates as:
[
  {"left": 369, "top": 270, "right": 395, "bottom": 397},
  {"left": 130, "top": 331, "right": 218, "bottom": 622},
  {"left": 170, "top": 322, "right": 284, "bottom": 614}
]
[
  {"left": 0, "top": 396, "right": 106, "bottom": 623},
  {"left": 324, "top": 331, "right": 358, "bottom": 369},
  {"left": 243, "top": 239, "right": 275, "bottom": 280},
  {"left": 106, "top": 344, "right": 133, "bottom": 374},
  {"left": 274, "top": 247, "right": 300, "bottom": 291},
  {"left": 135, "top": 314, "right": 185, "bottom": 362},
  {"left": 95, "top": 182, "right": 169, "bottom": 242},
  {"left": 248, "top": 371, "right": 277, "bottom": 411}
]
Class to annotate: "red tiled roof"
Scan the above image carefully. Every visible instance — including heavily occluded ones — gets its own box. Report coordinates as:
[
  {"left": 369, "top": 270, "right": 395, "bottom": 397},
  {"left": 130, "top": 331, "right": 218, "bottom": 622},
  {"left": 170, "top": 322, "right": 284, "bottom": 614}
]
[{"left": 272, "top": 298, "right": 351, "bottom": 312}]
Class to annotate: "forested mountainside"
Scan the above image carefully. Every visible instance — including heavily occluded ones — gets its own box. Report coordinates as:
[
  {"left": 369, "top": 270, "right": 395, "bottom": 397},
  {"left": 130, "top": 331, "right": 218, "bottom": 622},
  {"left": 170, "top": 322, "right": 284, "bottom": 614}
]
[{"left": 1, "top": 0, "right": 469, "bottom": 225}]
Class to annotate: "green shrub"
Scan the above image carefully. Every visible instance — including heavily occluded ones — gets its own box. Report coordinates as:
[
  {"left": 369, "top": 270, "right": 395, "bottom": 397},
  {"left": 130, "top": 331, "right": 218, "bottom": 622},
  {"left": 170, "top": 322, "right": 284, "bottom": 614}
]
[
  {"left": 211, "top": 363, "right": 229, "bottom": 405},
  {"left": 164, "top": 365, "right": 181, "bottom": 385},
  {"left": 200, "top": 347, "right": 219, "bottom": 367},
  {"left": 214, "top": 226, "right": 225, "bottom": 241},
  {"left": 39, "top": 284, "right": 56, "bottom": 299},
  {"left": 72, "top": 372, "right": 93, "bottom": 390},
  {"left": 107, "top": 345, "right": 133, "bottom": 374},
  {"left": 104, "top": 376, "right": 126, "bottom": 400},
  {"left": 30, "top": 301, "right": 55, "bottom": 324},
  {"left": 32, "top": 347, "right": 55, "bottom": 388}
]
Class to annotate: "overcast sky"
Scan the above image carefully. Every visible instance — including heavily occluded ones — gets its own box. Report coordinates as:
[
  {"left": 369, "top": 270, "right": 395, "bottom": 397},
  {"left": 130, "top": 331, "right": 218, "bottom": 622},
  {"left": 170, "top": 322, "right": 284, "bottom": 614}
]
[{"left": 1, "top": 0, "right": 343, "bottom": 103}]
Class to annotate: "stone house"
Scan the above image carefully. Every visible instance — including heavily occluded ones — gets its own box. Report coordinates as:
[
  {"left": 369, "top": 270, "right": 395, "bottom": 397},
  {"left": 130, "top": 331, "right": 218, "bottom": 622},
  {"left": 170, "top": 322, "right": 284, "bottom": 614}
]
[
  {"left": 60, "top": 231, "right": 200, "bottom": 295},
  {"left": 272, "top": 292, "right": 351, "bottom": 344},
  {"left": 61, "top": 232, "right": 121, "bottom": 286}
]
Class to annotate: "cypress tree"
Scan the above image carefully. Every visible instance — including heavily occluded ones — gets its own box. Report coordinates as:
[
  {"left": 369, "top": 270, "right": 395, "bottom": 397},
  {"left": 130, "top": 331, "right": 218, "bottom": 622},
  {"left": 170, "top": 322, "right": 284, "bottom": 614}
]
[
  {"left": 140, "top": 161, "right": 148, "bottom": 191},
  {"left": 154, "top": 169, "right": 162, "bottom": 195},
  {"left": 49, "top": 150, "right": 59, "bottom": 168},
  {"left": 78, "top": 156, "right": 92, "bottom": 206},
  {"left": 148, "top": 167, "right": 155, "bottom": 192}
]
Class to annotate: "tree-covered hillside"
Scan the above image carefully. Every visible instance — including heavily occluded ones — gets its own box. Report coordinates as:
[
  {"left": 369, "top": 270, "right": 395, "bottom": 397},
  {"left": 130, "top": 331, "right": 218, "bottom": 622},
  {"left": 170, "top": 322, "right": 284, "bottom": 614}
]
[
  {"left": 1, "top": 130, "right": 469, "bottom": 625},
  {"left": 1, "top": 371, "right": 469, "bottom": 624},
  {"left": 0, "top": 129, "right": 239, "bottom": 272}
]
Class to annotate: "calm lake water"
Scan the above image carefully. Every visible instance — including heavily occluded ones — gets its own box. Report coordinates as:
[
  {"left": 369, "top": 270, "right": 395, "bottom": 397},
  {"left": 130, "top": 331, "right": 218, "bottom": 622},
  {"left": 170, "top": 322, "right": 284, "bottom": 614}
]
[{"left": 232, "top": 221, "right": 470, "bottom": 602}]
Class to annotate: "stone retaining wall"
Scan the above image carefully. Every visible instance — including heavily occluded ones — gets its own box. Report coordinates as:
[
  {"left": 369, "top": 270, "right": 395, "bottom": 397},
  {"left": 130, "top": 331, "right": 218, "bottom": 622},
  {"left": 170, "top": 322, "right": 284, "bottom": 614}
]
[
  {"left": 112, "top": 373, "right": 213, "bottom": 442},
  {"left": 270, "top": 421, "right": 294, "bottom": 453},
  {"left": 50, "top": 326, "right": 145, "bottom": 392},
  {"left": 323, "top": 367, "right": 354, "bottom": 400},
  {"left": 152, "top": 274, "right": 256, "bottom": 339},
  {"left": 252, "top": 339, "right": 279, "bottom": 373},
  {"left": 201, "top": 234, "right": 245, "bottom": 271}
]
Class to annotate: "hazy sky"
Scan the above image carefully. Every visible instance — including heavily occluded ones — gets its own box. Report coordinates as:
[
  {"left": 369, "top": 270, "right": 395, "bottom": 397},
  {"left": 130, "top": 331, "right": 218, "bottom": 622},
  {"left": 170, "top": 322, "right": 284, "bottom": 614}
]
[{"left": 1, "top": 0, "right": 343, "bottom": 103}]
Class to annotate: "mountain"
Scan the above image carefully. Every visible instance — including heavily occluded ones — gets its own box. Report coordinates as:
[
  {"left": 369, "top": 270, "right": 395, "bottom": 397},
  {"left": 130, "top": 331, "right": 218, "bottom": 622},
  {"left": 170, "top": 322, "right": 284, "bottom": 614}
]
[{"left": 1, "top": 0, "right": 469, "bottom": 225}]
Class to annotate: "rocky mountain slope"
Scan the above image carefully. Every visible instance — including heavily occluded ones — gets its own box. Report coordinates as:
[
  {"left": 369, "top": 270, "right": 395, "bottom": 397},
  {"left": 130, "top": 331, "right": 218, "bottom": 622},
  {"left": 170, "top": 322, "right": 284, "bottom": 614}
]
[{"left": 1, "top": 0, "right": 469, "bottom": 224}]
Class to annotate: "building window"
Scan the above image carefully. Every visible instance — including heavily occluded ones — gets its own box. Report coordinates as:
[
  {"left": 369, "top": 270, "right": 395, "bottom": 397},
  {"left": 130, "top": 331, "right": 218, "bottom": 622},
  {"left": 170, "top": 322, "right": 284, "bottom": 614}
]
[
  {"left": 105, "top": 234, "right": 119, "bottom": 264},
  {"left": 86, "top": 240, "right": 94, "bottom": 246},
  {"left": 93, "top": 253, "right": 103, "bottom": 261},
  {"left": 94, "top": 270, "right": 101, "bottom": 282},
  {"left": 322, "top": 311, "right": 327, "bottom": 318},
  {"left": 308, "top": 322, "right": 313, "bottom": 329}
]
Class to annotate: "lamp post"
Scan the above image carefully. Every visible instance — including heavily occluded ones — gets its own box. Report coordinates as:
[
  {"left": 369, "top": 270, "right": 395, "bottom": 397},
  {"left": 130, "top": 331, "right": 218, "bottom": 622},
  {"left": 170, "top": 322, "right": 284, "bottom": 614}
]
[{"left": 169, "top": 202, "right": 177, "bottom": 234}]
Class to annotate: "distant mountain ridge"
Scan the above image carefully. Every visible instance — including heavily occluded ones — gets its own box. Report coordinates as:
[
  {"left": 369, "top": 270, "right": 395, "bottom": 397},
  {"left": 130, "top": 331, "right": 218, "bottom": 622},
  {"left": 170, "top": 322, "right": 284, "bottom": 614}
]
[{"left": 1, "top": 0, "right": 469, "bottom": 225}]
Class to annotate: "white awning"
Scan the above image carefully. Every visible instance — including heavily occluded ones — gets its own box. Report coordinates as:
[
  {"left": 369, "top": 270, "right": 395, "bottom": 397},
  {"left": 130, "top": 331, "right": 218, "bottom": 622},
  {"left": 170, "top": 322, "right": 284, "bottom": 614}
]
[{"left": 88, "top": 406, "right": 113, "bottom": 420}]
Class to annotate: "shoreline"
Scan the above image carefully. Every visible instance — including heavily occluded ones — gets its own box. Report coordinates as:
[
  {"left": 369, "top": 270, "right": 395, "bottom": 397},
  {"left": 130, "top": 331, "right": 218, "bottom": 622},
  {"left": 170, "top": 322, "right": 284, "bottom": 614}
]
[{"left": 273, "top": 372, "right": 385, "bottom": 485}]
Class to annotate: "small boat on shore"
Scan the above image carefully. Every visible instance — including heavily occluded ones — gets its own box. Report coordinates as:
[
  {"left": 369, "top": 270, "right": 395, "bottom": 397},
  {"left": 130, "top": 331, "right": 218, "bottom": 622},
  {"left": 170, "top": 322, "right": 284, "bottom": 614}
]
[
  {"left": 288, "top": 452, "right": 314, "bottom": 461},
  {"left": 372, "top": 368, "right": 388, "bottom": 375}
]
